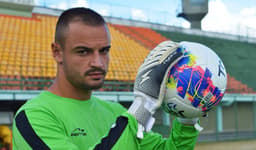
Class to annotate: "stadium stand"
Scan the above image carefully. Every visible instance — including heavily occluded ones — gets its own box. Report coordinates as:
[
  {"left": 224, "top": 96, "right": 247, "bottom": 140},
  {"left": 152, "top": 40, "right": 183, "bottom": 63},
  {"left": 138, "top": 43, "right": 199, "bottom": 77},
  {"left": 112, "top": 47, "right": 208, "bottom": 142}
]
[
  {"left": 107, "top": 24, "right": 149, "bottom": 81},
  {"left": 0, "top": 12, "right": 255, "bottom": 93},
  {"left": 128, "top": 26, "right": 169, "bottom": 48},
  {"left": 0, "top": 13, "right": 56, "bottom": 90},
  {"left": 0, "top": 14, "right": 152, "bottom": 90},
  {"left": 1, "top": 11, "right": 255, "bottom": 94},
  {"left": 111, "top": 24, "right": 255, "bottom": 93},
  {"left": 112, "top": 24, "right": 168, "bottom": 49}
]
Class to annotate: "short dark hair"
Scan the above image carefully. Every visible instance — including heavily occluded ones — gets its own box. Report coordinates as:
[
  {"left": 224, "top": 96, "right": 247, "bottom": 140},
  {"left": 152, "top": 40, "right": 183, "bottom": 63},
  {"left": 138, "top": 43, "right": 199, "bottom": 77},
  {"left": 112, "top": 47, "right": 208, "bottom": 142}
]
[{"left": 55, "top": 7, "right": 106, "bottom": 48}]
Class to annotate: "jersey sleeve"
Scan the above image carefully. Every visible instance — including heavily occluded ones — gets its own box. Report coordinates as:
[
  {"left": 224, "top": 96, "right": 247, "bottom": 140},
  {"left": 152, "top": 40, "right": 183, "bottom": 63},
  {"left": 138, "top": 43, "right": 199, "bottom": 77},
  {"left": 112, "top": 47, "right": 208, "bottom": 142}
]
[
  {"left": 90, "top": 112, "right": 139, "bottom": 150},
  {"left": 90, "top": 112, "right": 199, "bottom": 150},
  {"left": 12, "top": 108, "right": 79, "bottom": 150},
  {"left": 140, "top": 118, "right": 199, "bottom": 150}
]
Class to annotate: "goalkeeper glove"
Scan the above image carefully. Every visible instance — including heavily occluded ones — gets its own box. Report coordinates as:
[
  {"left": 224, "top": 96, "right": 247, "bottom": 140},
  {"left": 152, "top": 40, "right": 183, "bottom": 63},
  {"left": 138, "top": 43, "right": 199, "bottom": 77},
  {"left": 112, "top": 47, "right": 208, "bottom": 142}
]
[{"left": 128, "top": 41, "right": 183, "bottom": 136}]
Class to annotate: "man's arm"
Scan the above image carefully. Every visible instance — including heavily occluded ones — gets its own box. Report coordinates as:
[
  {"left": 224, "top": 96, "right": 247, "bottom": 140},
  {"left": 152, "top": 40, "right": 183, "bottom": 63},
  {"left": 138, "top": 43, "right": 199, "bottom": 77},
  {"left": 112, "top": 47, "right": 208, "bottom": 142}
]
[
  {"left": 90, "top": 112, "right": 198, "bottom": 150},
  {"left": 140, "top": 118, "right": 199, "bottom": 150}
]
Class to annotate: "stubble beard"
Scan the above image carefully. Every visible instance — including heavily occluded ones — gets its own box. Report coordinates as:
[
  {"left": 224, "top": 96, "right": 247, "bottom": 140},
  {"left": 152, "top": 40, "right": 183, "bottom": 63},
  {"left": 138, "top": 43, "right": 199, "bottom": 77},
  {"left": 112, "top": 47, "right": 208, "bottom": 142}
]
[
  {"left": 63, "top": 62, "right": 107, "bottom": 91},
  {"left": 69, "top": 75, "right": 105, "bottom": 91}
]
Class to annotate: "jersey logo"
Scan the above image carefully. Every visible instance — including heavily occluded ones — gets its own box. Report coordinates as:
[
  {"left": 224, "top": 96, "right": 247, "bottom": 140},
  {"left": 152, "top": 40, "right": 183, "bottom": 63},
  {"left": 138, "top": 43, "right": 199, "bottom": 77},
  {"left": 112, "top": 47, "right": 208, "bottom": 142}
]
[{"left": 71, "top": 128, "right": 87, "bottom": 136}]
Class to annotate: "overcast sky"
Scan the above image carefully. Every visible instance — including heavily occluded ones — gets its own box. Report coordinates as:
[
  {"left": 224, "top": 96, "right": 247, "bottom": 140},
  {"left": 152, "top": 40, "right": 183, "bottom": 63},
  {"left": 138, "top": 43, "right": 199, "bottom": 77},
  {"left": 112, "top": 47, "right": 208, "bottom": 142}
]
[{"left": 35, "top": 0, "right": 256, "bottom": 37}]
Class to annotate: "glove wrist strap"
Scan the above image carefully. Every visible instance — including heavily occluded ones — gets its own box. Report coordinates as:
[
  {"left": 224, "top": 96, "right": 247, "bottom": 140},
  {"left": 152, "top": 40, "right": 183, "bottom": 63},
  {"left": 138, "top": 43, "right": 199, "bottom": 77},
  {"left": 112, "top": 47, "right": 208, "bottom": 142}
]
[
  {"left": 177, "top": 117, "right": 203, "bottom": 132},
  {"left": 128, "top": 91, "right": 157, "bottom": 136},
  {"left": 128, "top": 97, "right": 155, "bottom": 131}
]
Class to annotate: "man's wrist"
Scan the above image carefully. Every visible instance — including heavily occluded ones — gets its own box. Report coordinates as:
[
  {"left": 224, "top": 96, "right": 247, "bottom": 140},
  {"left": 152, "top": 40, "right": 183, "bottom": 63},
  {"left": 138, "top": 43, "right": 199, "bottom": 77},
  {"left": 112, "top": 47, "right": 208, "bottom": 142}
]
[
  {"left": 134, "top": 91, "right": 158, "bottom": 113},
  {"left": 128, "top": 98, "right": 155, "bottom": 132},
  {"left": 128, "top": 91, "right": 158, "bottom": 132},
  {"left": 177, "top": 117, "right": 199, "bottom": 125},
  {"left": 177, "top": 117, "right": 203, "bottom": 132}
]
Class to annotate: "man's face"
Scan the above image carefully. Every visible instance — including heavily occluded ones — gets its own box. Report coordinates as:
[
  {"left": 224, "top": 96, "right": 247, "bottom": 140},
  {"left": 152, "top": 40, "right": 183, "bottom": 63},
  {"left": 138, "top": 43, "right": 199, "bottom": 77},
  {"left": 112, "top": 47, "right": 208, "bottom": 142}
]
[{"left": 59, "top": 22, "right": 110, "bottom": 91}]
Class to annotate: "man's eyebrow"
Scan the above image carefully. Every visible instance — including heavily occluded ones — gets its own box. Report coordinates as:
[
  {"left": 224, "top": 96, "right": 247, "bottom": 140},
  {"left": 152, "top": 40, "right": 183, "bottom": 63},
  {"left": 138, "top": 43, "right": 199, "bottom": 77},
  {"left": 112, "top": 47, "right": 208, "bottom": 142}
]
[
  {"left": 72, "top": 46, "right": 92, "bottom": 51},
  {"left": 72, "top": 45, "right": 111, "bottom": 52},
  {"left": 100, "top": 45, "right": 111, "bottom": 50}
]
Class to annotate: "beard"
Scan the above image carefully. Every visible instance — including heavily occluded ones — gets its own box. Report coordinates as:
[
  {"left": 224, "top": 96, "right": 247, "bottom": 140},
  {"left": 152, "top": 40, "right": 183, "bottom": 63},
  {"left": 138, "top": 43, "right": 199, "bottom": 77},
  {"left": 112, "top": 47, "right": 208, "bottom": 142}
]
[
  {"left": 67, "top": 73, "right": 105, "bottom": 91},
  {"left": 78, "top": 79, "right": 104, "bottom": 90},
  {"left": 64, "top": 67, "right": 106, "bottom": 91}
]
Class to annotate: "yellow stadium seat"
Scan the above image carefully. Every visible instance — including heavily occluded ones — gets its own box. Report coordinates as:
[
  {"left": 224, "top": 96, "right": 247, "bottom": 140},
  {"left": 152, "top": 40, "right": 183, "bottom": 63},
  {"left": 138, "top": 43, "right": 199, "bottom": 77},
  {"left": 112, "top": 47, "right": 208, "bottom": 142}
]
[
  {"left": 108, "top": 25, "right": 149, "bottom": 81},
  {"left": 0, "top": 14, "right": 151, "bottom": 89}
]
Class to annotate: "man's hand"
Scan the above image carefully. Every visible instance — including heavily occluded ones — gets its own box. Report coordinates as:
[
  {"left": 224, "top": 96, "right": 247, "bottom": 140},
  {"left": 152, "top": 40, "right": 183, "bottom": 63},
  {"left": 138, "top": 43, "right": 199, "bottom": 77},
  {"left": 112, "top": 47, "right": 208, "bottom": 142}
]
[{"left": 128, "top": 41, "right": 183, "bottom": 134}]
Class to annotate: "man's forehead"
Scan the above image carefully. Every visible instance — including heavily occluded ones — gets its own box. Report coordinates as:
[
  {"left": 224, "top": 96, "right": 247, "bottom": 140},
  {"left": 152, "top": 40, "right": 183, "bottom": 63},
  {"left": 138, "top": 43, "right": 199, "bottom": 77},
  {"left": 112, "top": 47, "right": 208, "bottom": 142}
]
[
  {"left": 67, "top": 22, "right": 109, "bottom": 38},
  {"left": 67, "top": 20, "right": 107, "bottom": 30},
  {"left": 63, "top": 22, "right": 110, "bottom": 49}
]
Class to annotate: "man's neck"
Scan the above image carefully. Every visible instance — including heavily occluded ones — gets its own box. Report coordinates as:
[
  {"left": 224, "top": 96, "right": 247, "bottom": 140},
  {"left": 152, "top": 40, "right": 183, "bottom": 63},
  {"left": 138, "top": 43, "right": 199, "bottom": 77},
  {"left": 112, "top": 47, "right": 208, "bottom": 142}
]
[{"left": 48, "top": 79, "right": 92, "bottom": 100}]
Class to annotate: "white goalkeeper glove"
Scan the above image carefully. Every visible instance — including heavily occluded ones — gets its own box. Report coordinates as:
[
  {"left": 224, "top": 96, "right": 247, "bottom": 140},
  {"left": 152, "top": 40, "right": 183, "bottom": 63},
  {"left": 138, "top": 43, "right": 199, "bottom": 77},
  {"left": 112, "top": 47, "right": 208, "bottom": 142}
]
[{"left": 128, "top": 41, "right": 183, "bottom": 137}]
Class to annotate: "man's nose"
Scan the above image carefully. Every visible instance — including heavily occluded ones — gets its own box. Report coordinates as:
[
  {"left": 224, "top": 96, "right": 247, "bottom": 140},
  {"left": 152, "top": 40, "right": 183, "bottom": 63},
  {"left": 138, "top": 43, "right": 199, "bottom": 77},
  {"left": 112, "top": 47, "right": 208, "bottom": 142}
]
[{"left": 90, "top": 52, "right": 103, "bottom": 67}]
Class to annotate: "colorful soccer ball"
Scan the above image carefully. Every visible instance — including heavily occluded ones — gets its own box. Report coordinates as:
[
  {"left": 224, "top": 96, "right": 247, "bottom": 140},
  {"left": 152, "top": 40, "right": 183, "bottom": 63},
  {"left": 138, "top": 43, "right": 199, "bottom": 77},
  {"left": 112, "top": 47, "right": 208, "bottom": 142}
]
[{"left": 162, "top": 41, "right": 227, "bottom": 118}]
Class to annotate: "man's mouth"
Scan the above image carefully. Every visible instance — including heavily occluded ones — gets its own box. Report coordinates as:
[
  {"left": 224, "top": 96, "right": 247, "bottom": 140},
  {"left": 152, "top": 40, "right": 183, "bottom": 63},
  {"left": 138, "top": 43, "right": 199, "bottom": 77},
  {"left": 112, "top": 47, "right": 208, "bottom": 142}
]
[{"left": 86, "top": 71, "right": 105, "bottom": 79}]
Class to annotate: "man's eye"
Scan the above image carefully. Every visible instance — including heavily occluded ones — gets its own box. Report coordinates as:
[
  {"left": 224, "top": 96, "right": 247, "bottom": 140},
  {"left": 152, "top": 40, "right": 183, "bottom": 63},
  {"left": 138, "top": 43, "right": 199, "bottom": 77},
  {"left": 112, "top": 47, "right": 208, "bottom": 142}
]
[
  {"left": 100, "top": 48, "right": 110, "bottom": 54},
  {"left": 77, "top": 50, "right": 88, "bottom": 54}
]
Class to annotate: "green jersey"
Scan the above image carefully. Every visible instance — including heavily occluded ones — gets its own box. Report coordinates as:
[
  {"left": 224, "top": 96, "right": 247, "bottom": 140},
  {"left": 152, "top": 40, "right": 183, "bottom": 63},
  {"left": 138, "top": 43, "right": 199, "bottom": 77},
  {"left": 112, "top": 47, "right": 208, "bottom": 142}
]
[{"left": 12, "top": 91, "right": 199, "bottom": 149}]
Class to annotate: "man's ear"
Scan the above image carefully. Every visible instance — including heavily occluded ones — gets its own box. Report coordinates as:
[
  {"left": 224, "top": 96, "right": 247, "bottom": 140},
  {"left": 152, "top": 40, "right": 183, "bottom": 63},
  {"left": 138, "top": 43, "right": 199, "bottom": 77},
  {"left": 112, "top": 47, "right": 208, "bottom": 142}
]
[{"left": 51, "top": 43, "right": 63, "bottom": 64}]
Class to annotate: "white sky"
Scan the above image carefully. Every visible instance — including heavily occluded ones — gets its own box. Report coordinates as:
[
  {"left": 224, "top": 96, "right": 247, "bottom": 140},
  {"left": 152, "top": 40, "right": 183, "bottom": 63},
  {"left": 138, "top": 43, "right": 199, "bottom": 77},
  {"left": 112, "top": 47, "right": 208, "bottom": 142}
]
[
  {"left": 202, "top": 0, "right": 256, "bottom": 37},
  {"left": 35, "top": 0, "right": 256, "bottom": 37}
]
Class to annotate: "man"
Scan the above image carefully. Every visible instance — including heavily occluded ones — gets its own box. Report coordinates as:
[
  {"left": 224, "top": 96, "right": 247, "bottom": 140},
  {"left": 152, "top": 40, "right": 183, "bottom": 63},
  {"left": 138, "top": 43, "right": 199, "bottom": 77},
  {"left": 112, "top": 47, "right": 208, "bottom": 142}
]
[{"left": 12, "top": 7, "right": 199, "bottom": 149}]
